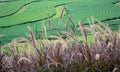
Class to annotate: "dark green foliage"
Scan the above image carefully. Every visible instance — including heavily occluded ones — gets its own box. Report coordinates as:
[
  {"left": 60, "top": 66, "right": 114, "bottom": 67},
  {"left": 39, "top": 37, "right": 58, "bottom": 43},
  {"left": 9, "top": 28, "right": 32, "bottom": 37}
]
[{"left": 0, "top": 0, "right": 120, "bottom": 44}]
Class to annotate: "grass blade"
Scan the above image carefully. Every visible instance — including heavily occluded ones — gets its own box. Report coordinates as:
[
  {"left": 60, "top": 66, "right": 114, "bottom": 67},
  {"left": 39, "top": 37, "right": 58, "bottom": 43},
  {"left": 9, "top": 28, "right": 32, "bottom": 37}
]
[
  {"left": 59, "top": 6, "right": 65, "bottom": 24},
  {"left": 78, "top": 21, "right": 87, "bottom": 43}
]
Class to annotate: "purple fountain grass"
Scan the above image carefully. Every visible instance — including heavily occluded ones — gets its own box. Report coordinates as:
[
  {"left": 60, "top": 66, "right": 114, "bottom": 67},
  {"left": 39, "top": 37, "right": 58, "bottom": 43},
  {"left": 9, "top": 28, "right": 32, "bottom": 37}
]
[
  {"left": 0, "top": 18, "right": 120, "bottom": 72},
  {"left": 78, "top": 21, "right": 87, "bottom": 43}
]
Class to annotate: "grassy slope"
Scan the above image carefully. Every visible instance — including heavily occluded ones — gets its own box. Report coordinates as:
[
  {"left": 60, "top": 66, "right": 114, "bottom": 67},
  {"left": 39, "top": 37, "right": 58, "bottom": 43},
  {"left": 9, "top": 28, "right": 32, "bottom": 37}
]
[
  {"left": 0, "top": 1, "right": 55, "bottom": 27},
  {"left": 0, "top": 0, "right": 77, "bottom": 27},
  {"left": 66, "top": 0, "right": 120, "bottom": 23},
  {"left": 0, "top": 0, "right": 34, "bottom": 17},
  {"left": 0, "top": 0, "right": 77, "bottom": 44}
]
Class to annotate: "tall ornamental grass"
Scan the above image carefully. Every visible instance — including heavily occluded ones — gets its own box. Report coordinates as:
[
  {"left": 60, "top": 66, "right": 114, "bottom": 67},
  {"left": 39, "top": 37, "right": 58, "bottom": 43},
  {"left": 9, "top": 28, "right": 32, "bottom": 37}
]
[{"left": 0, "top": 17, "right": 120, "bottom": 72}]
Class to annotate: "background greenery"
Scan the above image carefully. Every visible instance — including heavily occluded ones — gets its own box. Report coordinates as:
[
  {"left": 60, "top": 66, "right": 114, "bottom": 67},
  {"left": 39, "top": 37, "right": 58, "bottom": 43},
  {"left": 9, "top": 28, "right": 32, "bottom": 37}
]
[{"left": 0, "top": 0, "right": 120, "bottom": 44}]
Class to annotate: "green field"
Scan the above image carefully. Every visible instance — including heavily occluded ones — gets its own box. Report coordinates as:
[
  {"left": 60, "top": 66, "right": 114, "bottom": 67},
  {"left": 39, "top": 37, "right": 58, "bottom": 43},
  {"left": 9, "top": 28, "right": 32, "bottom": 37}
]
[
  {"left": 0, "top": 0, "right": 35, "bottom": 17},
  {"left": 0, "top": 0, "right": 120, "bottom": 44}
]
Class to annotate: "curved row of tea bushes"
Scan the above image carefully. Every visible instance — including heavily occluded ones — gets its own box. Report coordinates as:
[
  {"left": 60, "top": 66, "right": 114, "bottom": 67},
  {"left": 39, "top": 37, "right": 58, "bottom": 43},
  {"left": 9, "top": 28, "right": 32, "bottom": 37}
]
[
  {"left": 0, "top": 0, "right": 34, "bottom": 17},
  {"left": 0, "top": 1, "right": 76, "bottom": 27},
  {"left": 0, "top": 2, "right": 55, "bottom": 27},
  {"left": 66, "top": 0, "right": 120, "bottom": 24}
]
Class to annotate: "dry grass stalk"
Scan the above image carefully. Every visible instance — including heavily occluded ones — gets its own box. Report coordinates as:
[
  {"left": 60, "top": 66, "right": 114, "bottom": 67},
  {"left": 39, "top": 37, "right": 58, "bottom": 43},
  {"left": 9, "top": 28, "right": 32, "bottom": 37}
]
[
  {"left": 66, "top": 16, "right": 72, "bottom": 33},
  {"left": 85, "top": 27, "right": 95, "bottom": 35},
  {"left": 87, "top": 21, "right": 107, "bottom": 42},
  {"left": 105, "top": 24, "right": 114, "bottom": 41},
  {"left": 47, "top": 13, "right": 51, "bottom": 29},
  {"left": 81, "top": 18, "right": 87, "bottom": 23},
  {"left": 63, "top": 32, "right": 76, "bottom": 41},
  {"left": 28, "top": 26, "right": 37, "bottom": 47},
  {"left": 92, "top": 24, "right": 106, "bottom": 34},
  {"left": 71, "top": 25, "right": 76, "bottom": 35},
  {"left": 87, "top": 19, "right": 91, "bottom": 26},
  {"left": 59, "top": 6, "right": 65, "bottom": 24},
  {"left": 49, "top": 36, "right": 65, "bottom": 43},
  {"left": 78, "top": 21, "right": 87, "bottom": 43},
  {"left": 112, "top": 67, "right": 118, "bottom": 72},
  {"left": 67, "top": 15, "right": 77, "bottom": 34},
  {"left": 17, "top": 57, "right": 32, "bottom": 64},
  {"left": 38, "top": 39, "right": 45, "bottom": 49},
  {"left": 47, "top": 54, "right": 63, "bottom": 68},
  {"left": 95, "top": 54, "right": 100, "bottom": 61},
  {"left": 96, "top": 20, "right": 106, "bottom": 28},
  {"left": 27, "top": 26, "right": 43, "bottom": 59},
  {"left": 15, "top": 38, "right": 29, "bottom": 43},
  {"left": 49, "top": 36, "right": 67, "bottom": 50},
  {"left": 42, "top": 19, "right": 47, "bottom": 39}
]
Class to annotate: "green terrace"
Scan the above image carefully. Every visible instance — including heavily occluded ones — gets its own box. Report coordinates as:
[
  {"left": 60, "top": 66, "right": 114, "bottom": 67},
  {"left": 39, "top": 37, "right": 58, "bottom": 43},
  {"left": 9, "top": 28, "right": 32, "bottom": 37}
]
[{"left": 0, "top": 0, "right": 120, "bottom": 44}]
